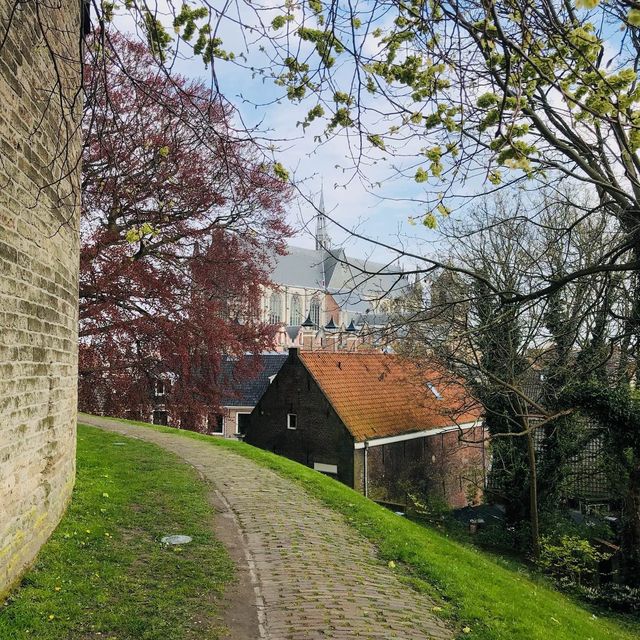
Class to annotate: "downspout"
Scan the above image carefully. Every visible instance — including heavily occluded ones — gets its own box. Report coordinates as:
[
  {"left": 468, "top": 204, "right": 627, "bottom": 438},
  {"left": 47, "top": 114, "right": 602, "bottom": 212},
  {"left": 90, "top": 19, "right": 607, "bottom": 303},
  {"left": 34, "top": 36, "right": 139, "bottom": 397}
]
[{"left": 363, "top": 440, "right": 369, "bottom": 498}]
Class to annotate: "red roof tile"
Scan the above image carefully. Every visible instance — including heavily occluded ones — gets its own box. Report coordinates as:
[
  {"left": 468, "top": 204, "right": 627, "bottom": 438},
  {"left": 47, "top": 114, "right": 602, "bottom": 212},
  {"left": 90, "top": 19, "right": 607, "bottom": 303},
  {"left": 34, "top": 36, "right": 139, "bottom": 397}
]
[{"left": 299, "top": 351, "right": 481, "bottom": 442}]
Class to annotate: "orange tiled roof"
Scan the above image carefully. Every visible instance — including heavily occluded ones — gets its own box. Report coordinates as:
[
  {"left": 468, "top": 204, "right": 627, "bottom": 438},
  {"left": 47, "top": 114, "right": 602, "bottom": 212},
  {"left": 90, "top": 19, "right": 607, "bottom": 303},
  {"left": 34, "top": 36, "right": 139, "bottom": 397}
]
[{"left": 299, "top": 351, "right": 481, "bottom": 442}]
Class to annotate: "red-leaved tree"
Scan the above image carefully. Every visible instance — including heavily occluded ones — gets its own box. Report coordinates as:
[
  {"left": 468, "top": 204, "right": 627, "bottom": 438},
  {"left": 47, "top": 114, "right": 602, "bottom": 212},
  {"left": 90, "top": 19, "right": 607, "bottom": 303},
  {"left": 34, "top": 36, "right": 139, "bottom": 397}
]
[{"left": 79, "top": 32, "right": 291, "bottom": 428}]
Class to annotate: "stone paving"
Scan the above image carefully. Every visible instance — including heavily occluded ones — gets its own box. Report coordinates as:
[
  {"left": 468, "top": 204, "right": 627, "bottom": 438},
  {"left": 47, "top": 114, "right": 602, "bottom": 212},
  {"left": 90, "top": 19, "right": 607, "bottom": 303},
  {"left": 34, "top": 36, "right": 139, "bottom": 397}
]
[{"left": 81, "top": 415, "right": 452, "bottom": 640}]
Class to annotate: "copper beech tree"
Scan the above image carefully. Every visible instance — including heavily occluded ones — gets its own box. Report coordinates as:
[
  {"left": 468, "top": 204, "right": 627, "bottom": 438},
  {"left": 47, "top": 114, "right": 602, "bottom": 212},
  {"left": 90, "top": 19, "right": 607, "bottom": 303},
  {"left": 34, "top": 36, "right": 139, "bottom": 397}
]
[{"left": 79, "top": 32, "right": 292, "bottom": 426}]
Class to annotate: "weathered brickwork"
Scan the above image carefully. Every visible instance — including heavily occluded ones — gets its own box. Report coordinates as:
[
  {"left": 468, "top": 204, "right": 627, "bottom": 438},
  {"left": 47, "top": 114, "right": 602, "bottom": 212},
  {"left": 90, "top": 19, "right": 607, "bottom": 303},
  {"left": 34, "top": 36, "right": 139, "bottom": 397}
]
[
  {"left": 0, "top": 1, "right": 81, "bottom": 596},
  {"left": 247, "top": 356, "right": 356, "bottom": 488},
  {"left": 354, "top": 426, "right": 487, "bottom": 508}
]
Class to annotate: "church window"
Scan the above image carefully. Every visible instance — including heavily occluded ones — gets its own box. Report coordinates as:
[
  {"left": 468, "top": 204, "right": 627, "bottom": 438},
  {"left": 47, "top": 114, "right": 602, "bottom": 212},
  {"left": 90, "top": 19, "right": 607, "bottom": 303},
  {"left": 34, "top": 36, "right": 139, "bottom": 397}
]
[
  {"left": 309, "top": 296, "right": 321, "bottom": 327},
  {"left": 268, "top": 293, "right": 282, "bottom": 324},
  {"left": 290, "top": 294, "right": 302, "bottom": 325}
]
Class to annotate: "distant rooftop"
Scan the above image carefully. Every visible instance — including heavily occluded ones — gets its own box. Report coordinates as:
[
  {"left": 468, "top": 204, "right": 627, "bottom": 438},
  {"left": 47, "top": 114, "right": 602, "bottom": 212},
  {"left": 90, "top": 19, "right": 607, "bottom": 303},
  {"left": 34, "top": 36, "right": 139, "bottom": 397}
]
[
  {"left": 298, "top": 351, "right": 481, "bottom": 442},
  {"left": 270, "top": 245, "right": 409, "bottom": 308},
  {"left": 221, "top": 353, "right": 287, "bottom": 407}
]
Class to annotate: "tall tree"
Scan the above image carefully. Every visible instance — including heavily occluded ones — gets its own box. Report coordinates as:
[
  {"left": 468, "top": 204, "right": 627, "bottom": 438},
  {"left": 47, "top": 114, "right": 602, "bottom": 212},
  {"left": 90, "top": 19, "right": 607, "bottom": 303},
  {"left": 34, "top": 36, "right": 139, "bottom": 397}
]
[
  {"left": 397, "top": 189, "right": 624, "bottom": 554},
  {"left": 79, "top": 31, "right": 292, "bottom": 424},
  {"left": 194, "top": 0, "right": 640, "bottom": 301}
]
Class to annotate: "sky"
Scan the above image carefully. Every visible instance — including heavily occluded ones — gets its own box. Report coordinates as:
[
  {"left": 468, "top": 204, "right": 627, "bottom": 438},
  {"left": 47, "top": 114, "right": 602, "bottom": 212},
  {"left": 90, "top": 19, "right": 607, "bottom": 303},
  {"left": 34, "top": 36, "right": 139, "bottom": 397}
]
[
  {"left": 110, "top": 3, "right": 535, "bottom": 270},
  {"left": 113, "top": 1, "right": 621, "bottom": 268},
  {"left": 189, "top": 62, "right": 437, "bottom": 264},
  {"left": 157, "top": 9, "right": 451, "bottom": 267},
  {"left": 106, "top": 0, "right": 636, "bottom": 276}
]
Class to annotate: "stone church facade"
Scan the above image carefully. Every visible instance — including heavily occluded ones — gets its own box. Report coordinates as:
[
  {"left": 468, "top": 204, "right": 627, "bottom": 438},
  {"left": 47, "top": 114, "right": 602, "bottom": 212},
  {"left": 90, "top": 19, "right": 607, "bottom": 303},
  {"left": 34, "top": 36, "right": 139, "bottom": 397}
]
[{"left": 262, "top": 193, "right": 409, "bottom": 352}]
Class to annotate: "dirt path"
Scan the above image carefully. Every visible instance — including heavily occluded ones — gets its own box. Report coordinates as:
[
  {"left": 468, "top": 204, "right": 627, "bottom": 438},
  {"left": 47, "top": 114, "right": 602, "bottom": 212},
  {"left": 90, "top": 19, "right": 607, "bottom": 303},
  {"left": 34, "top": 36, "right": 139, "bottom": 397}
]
[{"left": 80, "top": 414, "right": 452, "bottom": 640}]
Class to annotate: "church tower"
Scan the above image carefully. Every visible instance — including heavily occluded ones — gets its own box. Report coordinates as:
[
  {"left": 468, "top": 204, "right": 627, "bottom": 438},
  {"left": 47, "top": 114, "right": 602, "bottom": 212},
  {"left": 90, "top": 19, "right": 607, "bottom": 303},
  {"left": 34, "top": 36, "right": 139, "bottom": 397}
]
[{"left": 315, "top": 184, "right": 331, "bottom": 251}]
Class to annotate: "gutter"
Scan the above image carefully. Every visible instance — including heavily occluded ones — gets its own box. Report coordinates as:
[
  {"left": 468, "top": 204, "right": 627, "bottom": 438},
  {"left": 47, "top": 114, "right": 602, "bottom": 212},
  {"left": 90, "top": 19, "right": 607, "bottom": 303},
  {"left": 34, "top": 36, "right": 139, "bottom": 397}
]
[
  {"left": 353, "top": 420, "right": 480, "bottom": 450},
  {"left": 363, "top": 440, "right": 369, "bottom": 498}
]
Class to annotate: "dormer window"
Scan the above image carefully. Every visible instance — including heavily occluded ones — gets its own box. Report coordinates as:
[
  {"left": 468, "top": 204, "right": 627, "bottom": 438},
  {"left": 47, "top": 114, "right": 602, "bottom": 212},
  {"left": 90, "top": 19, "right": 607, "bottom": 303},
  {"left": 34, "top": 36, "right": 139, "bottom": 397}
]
[
  {"left": 426, "top": 382, "right": 442, "bottom": 399},
  {"left": 155, "top": 379, "right": 166, "bottom": 397}
]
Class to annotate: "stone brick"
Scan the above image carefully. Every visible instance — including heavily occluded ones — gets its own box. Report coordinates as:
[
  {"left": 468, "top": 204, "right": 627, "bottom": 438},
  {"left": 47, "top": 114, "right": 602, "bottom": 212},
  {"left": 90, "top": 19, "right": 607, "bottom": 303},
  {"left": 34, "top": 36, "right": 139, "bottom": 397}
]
[{"left": 0, "top": 0, "right": 81, "bottom": 597}]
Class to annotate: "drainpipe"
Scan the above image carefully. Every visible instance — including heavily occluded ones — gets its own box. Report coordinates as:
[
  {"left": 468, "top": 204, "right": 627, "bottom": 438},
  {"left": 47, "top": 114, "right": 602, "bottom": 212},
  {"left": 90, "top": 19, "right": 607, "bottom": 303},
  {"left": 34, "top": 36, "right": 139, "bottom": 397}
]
[{"left": 363, "top": 440, "right": 370, "bottom": 498}]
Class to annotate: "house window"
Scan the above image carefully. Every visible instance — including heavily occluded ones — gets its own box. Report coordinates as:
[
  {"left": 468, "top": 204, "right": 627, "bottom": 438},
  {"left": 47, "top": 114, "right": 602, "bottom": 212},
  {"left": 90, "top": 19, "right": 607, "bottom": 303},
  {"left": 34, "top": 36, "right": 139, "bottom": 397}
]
[
  {"left": 287, "top": 413, "right": 297, "bottom": 430},
  {"left": 209, "top": 414, "right": 224, "bottom": 434},
  {"left": 152, "top": 410, "right": 168, "bottom": 426},
  {"left": 290, "top": 294, "right": 302, "bottom": 325},
  {"left": 236, "top": 412, "right": 251, "bottom": 435},
  {"left": 155, "top": 379, "right": 166, "bottom": 397},
  {"left": 309, "top": 297, "right": 321, "bottom": 327},
  {"left": 268, "top": 293, "right": 282, "bottom": 324}
]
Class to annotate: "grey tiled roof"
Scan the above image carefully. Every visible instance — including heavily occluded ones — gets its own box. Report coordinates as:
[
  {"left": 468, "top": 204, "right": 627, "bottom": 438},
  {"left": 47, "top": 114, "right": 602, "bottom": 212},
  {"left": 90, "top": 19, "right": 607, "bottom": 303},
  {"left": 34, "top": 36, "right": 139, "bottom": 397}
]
[
  {"left": 270, "top": 246, "right": 329, "bottom": 289},
  {"left": 270, "top": 245, "right": 409, "bottom": 309},
  {"left": 221, "top": 353, "right": 287, "bottom": 407}
]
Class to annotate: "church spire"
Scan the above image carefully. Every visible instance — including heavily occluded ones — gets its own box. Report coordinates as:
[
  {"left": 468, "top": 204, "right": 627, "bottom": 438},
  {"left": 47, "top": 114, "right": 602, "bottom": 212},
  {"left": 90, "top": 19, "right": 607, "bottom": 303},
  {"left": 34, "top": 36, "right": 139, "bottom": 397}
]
[{"left": 315, "top": 182, "right": 331, "bottom": 251}]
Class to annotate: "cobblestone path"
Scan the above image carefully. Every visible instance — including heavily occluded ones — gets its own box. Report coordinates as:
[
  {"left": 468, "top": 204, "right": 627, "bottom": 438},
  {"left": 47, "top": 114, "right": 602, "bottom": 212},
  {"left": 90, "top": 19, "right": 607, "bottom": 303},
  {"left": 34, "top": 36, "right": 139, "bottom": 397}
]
[{"left": 81, "top": 415, "right": 452, "bottom": 640}]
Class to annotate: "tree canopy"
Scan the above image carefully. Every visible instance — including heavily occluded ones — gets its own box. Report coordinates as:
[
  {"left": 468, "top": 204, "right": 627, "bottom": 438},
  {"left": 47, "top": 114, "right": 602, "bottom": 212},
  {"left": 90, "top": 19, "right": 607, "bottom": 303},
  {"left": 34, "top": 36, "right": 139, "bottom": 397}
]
[{"left": 79, "top": 31, "right": 292, "bottom": 422}]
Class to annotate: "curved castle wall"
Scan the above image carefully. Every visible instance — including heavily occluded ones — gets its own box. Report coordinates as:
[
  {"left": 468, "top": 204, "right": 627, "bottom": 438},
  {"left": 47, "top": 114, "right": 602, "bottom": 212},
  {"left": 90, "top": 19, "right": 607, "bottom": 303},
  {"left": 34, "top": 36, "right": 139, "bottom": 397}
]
[{"left": 0, "top": 1, "right": 81, "bottom": 594}]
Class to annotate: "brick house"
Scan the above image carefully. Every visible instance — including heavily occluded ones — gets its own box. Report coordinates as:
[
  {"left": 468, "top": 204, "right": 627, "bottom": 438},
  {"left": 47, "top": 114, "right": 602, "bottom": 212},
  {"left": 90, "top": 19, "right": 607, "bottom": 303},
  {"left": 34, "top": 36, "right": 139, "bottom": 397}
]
[
  {"left": 149, "top": 353, "right": 288, "bottom": 436},
  {"left": 215, "top": 353, "right": 287, "bottom": 437},
  {"left": 245, "top": 349, "right": 486, "bottom": 507}
]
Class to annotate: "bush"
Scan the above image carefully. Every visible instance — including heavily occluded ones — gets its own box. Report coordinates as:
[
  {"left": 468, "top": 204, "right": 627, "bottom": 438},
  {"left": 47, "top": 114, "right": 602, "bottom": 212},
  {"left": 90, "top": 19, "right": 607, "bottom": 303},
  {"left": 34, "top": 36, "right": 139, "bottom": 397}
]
[
  {"left": 474, "top": 520, "right": 532, "bottom": 554},
  {"left": 537, "top": 535, "right": 611, "bottom": 587},
  {"left": 407, "top": 493, "right": 452, "bottom": 526},
  {"left": 474, "top": 522, "right": 516, "bottom": 550},
  {"left": 578, "top": 584, "right": 640, "bottom": 614},
  {"left": 539, "top": 509, "right": 614, "bottom": 542}
]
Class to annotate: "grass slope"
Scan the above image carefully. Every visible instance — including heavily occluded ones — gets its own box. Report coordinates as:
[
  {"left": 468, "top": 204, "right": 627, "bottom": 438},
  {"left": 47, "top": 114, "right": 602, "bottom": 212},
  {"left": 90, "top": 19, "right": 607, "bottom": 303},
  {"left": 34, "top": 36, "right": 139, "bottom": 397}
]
[
  {"left": 0, "top": 424, "right": 233, "bottom": 640},
  {"left": 87, "top": 414, "right": 640, "bottom": 640}
]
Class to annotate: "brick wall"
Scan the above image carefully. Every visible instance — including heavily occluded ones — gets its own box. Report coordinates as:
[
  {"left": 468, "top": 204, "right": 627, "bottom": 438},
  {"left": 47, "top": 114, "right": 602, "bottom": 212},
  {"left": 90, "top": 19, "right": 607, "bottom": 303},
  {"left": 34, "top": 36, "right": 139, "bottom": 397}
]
[
  {"left": 0, "top": 1, "right": 81, "bottom": 596},
  {"left": 355, "top": 426, "right": 487, "bottom": 508},
  {"left": 246, "top": 352, "right": 356, "bottom": 487}
]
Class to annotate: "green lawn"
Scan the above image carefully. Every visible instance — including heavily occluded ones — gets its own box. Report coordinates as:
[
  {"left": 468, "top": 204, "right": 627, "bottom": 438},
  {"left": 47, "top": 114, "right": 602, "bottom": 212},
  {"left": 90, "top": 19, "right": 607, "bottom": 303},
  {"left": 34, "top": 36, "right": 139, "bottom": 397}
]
[
  {"left": 87, "top": 414, "right": 640, "bottom": 640},
  {"left": 0, "top": 424, "right": 234, "bottom": 640}
]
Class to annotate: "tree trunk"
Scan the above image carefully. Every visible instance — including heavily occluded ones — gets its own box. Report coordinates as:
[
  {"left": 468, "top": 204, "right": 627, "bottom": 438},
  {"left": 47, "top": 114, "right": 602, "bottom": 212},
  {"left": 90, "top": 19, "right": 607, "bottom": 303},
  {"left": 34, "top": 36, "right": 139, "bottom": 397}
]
[
  {"left": 525, "top": 417, "right": 540, "bottom": 559},
  {"left": 618, "top": 225, "right": 640, "bottom": 582},
  {"left": 622, "top": 457, "right": 640, "bottom": 586}
]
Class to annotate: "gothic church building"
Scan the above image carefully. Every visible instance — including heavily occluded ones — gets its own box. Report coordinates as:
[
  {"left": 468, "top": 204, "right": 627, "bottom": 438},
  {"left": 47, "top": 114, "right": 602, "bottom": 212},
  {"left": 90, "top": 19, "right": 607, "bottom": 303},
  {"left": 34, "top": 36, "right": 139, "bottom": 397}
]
[{"left": 263, "top": 192, "right": 409, "bottom": 351}]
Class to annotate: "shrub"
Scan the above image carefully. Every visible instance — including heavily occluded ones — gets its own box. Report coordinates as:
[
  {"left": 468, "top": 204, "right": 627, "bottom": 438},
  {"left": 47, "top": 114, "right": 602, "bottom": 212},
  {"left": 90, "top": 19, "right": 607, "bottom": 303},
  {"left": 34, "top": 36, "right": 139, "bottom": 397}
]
[
  {"left": 578, "top": 584, "right": 640, "bottom": 614},
  {"left": 539, "top": 509, "right": 614, "bottom": 542},
  {"left": 474, "top": 522, "right": 516, "bottom": 550},
  {"left": 407, "top": 493, "right": 452, "bottom": 526},
  {"left": 537, "top": 535, "right": 611, "bottom": 587}
]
